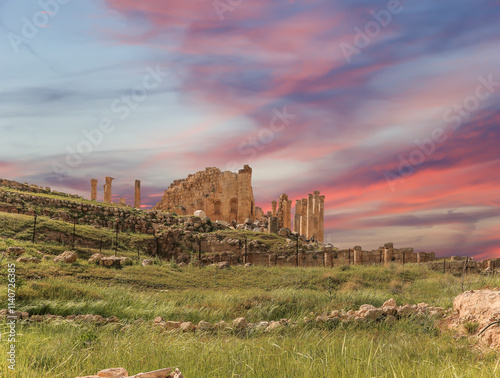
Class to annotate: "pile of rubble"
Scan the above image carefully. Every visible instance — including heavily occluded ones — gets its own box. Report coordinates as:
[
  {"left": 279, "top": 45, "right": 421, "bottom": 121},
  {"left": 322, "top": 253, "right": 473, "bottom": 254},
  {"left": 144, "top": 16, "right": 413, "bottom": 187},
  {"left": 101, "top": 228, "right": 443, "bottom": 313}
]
[{"left": 0, "top": 298, "right": 447, "bottom": 334}]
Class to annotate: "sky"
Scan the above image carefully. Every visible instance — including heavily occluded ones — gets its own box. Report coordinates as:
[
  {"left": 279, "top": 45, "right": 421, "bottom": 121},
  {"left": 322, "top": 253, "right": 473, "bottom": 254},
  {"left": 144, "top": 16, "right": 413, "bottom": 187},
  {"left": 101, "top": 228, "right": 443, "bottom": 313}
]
[{"left": 0, "top": 0, "right": 499, "bottom": 259}]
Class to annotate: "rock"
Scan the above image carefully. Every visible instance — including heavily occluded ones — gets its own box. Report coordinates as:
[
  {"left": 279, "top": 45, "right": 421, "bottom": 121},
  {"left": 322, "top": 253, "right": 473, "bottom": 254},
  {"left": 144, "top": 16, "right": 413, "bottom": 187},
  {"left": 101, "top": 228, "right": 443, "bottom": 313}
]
[
  {"left": 167, "top": 368, "right": 184, "bottom": 378},
  {"left": 265, "top": 321, "right": 281, "bottom": 332},
  {"left": 217, "top": 261, "right": 230, "bottom": 269},
  {"left": 53, "top": 251, "right": 77, "bottom": 263},
  {"left": 254, "top": 321, "right": 270, "bottom": 331},
  {"left": 244, "top": 263, "right": 253, "bottom": 268},
  {"left": 364, "top": 308, "right": 384, "bottom": 321},
  {"left": 198, "top": 320, "right": 213, "bottom": 331},
  {"left": 398, "top": 305, "right": 417, "bottom": 317},
  {"left": 96, "top": 367, "right": 129, "bottom": 377},
  {"left": 385, "top": 315, "right": 397, "bottom": 324},
  {"left": 194, "top": 210, "right": 206, "bottom": 218},
  {"left": 278, "top": 228, "right": 291, "bottom": 237},
  {"left": 100, "top": 256, "right": 122, "bottom": 267},
  {"left": 154, "top": 316, "right": 164, "bottom": 324},
  {"left": 383, "top": 298, "right": 397, "bottom": 307},
  {"left": 214, "top": 321, "right": 231, "bottom": 330},
  {"left": 382, "top": 306, "right": 397, "bottom": 316},
  {"left": 233, "top": 317, "right": 247, "bottom": 329},
  {"left": 244, "top": 218, "right": 253, "bottom": 225},
  {"left": 107, "top": 316, "right": 120, "bottom": 323},
  {"left": 89, "top": 253, "right": 105, "bottom": 264},
  {"left": 6, "top": 247, "right": 25, "bottom": 256},
  {"left": 164, "top": 321, "right": 181, "bottom": 330},
  {"left": 453, "top": 290, "right": 500, "bottom": 349},
  {"left": 30, "top": 315, "right": 43, "bottom": 322},
  {"left": 16, "top": 256, "right": 41, "bottom": 263},
  {"left": 133, "top": 368, "right": 174, "bottom": 378},
  {"left": 133, "top": 318, "right": 145, "bottom": 325},
  {"left": 142, "top": 259, "right": 154, "bottom": 266},
  {"left": 180, "top": 321, "right": 195, "bottom": 332}
]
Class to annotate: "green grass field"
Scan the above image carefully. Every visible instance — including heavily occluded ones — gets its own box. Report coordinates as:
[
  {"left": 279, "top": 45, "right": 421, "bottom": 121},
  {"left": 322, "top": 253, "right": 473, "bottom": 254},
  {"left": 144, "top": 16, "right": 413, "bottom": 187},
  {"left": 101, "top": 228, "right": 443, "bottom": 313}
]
[{"left": 1, "top": 260, "right": 499, "bottom": 377}]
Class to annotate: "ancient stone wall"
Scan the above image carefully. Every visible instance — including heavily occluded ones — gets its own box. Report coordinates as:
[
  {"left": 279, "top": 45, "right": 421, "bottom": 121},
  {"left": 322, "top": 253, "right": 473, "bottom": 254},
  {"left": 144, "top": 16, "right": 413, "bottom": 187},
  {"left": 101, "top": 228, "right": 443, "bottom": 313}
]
[
  {"left": 153, "top": 165, "right": 255, "bottom": 224},
  {"left": 0, "top": 178, "right": 80, "bottom": 199}
]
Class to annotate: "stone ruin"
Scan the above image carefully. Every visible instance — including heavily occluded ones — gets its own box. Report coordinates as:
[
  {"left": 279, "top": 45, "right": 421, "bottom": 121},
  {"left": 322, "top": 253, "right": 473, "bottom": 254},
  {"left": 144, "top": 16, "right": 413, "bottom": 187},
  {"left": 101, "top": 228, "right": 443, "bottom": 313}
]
[
  {"left": 90, "top": 177, "right": 141, "bottom": 209},
  {"left": 153, "top": 165, "right": 255, "bottom": 224}
]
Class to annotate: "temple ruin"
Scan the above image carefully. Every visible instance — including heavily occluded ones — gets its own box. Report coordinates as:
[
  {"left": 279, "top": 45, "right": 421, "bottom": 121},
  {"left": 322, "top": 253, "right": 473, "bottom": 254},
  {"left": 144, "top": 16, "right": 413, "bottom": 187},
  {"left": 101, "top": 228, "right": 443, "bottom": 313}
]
[
  {"left": 90, "top": 179, "right": 97, "bottom": 201},
  {"left": 153, "top": 165, "right": 255, "bottom": 223}
]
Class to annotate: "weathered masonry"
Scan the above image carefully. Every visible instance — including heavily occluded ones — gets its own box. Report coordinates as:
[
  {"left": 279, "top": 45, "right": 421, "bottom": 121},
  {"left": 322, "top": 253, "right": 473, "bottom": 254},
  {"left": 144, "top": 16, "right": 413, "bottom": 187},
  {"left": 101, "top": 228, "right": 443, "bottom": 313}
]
[{"left": 153, "top": 165, "right": 255, "bottom": 224}]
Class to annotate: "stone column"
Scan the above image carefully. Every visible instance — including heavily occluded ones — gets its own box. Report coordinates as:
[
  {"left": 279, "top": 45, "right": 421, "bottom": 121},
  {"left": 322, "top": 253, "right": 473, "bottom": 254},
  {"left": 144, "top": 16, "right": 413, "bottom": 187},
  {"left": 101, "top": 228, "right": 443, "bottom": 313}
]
[
  {"left": 294, "top": 200, "right": 302, "bottom": 234},
  {"left": 318, "top": 195, "right": 325, "bottom": 243},
  {"left": 269, "top": 217, "right": 279, "bottom": 234},
  {"left": 313, "top": 191, "right": 320, "bottom": 240},
  {"left": 134, "top": 180, "right": 141, "bottom": 209},
  {"left": 306, "top": 193, "right": 313, "bottom": 239},
  {"left": 90, "top": 179, "right": 97, "bottom": 201},
  {"left": 271, "top": 201, "right": 277, "bottom": 217},
  {"left": 354, "top": 246, "right": 363, "bottom": 265},
  {"left": 286, "top": 199, "right": 292, "bottom": 229},
  {"left": 103, "top": 177, "right": 114, "bottom": 203},
  {"left": 300, "top": 198, "right": 308, "bottom": 236},
  {"left": 384, "top": 242, "right": 394, "bottom": 265}
]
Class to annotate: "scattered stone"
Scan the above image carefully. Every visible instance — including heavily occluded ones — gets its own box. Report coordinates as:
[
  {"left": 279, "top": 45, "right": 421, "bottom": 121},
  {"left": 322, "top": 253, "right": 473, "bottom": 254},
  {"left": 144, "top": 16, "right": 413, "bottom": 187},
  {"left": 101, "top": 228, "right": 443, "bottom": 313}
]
[
  {"left": 100, "top": 256, "right": 122, "bottom": 268},
  {"left": 164, "top": 321, "right": 181, "bottom": 331},
  {"left": 383, "top": 298, "right": 397, "bottom": 307},
  {"left": 217, "top": 261, "right": 230, "bottom": 269},
  {"left": 16, "top": 256, "right": 41, "bottom": 263},
  {"left": 142, "top": 259, "right": 154, "bottom": 267},
  {"left": 233, "top": 317, "right": 246, "bottom": 329},
  {"left": 6, "top": 247, "right": 25, "bottom": 256},
  {"left": 89, "top": 253, "right": 105, "bottom": 264},
  {"left": 180, "top": 321, "right": 195, "bottom": 332},
  {"left": 54, "top": 251, "right": 77, "bottom": 263},
  {"left": 197, "top": 320, "right": 213, "bottom": 331}
]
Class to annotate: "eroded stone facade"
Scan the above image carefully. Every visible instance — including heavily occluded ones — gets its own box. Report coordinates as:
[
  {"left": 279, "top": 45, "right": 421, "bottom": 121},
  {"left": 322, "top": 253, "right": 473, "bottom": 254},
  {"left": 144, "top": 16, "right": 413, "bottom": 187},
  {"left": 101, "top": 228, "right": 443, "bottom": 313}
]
[{"left": 153, "top": 165, "right": 255, "bottom": 223}]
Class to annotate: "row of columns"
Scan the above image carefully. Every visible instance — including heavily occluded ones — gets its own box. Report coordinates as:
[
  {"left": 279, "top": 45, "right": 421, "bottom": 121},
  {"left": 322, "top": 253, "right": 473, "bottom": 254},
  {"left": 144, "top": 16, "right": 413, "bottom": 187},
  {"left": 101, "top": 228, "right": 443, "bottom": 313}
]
[
  {"left": 90, "top": 177, "right": 141, "bottom": 209},
  {"left": 294, "top": 191, "right": 324, "bottom": 242}
]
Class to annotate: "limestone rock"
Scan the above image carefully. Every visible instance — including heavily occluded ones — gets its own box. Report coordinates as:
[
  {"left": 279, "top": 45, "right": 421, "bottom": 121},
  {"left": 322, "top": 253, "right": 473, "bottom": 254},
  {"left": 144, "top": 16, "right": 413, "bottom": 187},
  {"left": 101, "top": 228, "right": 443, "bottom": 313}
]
[
  {"left": 167, "top": 368, "right": 184, "bottom": 378},
  {"left": 54, "top": 251, "right": 77, "bottom": 263},
  {"left": 96, "top": 367, "right": 129, "bottom": 377},
  {"left": 198, "top": 320, "right": 213, "bottom": 331},
  {"left": 133, "top": 368, "right": 174, "bottom": 378},
  {"left": 180, "top": 321, "right": 195, "bottom": 332},
  {"left": 16, "top": 256, "right": 41, "bottom": 263},
  {"left": 89, "top": 253, "right": 105, "bottom": 264},
  {"left": 142, "top": 259, "right": 154, "bottom": 266},
  {"left": 383, "top": 298, "right": 397, "bottom": 307},
  {"left": 100, "top": 256, "right": 122, "bottom": 267},
  {"left": 233, "top": 317, "right": 246, "bottom": 329},
  {"left": 217, "top": 261, "right": 230, "bottom": 269},
  {"left": 164, "top": 321, "right": 181, "bottom": 330},
  {"left": 6, "top": 247, "right": 25, "bottom": 256}
]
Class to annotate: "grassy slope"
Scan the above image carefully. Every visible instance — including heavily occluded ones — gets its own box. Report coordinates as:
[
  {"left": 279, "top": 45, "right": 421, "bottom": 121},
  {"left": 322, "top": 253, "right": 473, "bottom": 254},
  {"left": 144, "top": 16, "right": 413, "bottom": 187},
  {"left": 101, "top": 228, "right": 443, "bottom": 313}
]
[{"left": 1, "top": 261, "right": 499, "bottom": 377}]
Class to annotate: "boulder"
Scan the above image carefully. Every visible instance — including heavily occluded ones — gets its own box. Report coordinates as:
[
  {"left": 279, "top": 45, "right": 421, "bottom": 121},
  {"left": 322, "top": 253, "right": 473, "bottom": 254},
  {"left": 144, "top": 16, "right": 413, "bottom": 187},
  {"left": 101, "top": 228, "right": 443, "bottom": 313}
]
[
  {"left": 100, "top": 256, "right": 122, "bottom": 268},
  {"left": 265, "top": 321, "right": 282, "bottom": 332},
  {"left": 453, "top": 290, "right": 500, "bottom": 348},
  {"left": 217, "top": 261, "right": 230, "bottom": 269},
  {"left": 133, "top": 368, "right": 174, "bottom": 378},
  {"left": 54, "top": 251, "right": 77, "bottom": 263}
]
